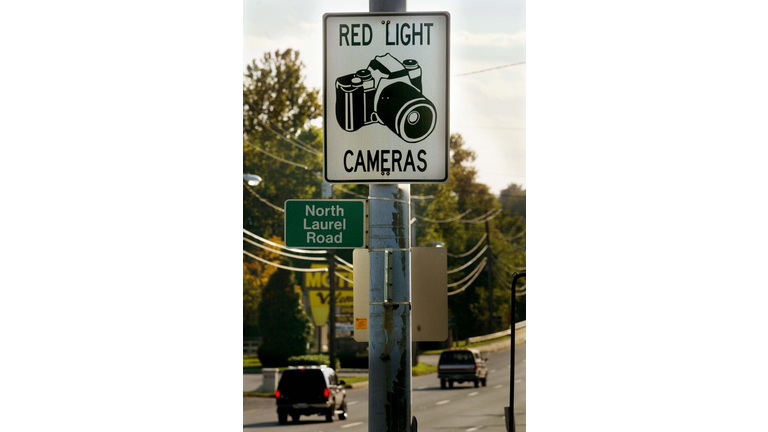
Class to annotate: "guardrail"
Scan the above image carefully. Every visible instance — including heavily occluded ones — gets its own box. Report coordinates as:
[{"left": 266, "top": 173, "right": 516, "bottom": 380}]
[{"left": 466, "top": 320, "right": 526, "bottom": 344}]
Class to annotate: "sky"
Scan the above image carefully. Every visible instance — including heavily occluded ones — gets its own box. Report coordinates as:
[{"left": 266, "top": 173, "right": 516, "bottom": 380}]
[{"left": 244, "top": 0, "right": 526, "bottom": 194}]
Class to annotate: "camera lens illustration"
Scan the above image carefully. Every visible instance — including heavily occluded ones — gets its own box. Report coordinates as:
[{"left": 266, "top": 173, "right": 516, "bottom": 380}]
[{"left": 335, "top": 54, "right": 437, "bottom": 143}]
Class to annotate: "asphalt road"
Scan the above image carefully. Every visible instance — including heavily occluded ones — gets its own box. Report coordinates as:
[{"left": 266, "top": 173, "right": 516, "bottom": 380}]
[{"left": 243, "top": 343, "right": 525, "bottom": 431}]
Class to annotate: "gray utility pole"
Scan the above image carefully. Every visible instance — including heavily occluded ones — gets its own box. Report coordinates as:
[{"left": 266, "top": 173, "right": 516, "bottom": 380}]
[
  {"left": 328, "top": 249, "right": 337, "bottom": 370},
  {"left": 323, "top": 182, "right": 337, "bottom": 370},
  {"left": 368, "top": 2, "right": 411, "bottom": 431},
  {"left": 486, "top": 218, "right": 494, "bottom": 334}
]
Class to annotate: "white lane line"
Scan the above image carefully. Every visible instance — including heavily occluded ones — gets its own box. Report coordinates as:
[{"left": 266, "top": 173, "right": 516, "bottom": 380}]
[
  {"left": 467, "top": 391, "right": 479, "bottom": 397},
  {"left": 435, "top": 400, "right": 451, "bottom": 405},
  {"left": 466, "top": 426, "right": 483, "bottom": 432},
  {"left": 515, "top": 379, "right": 522, "bottom": 383},
  {"left": 348, "top": 401, "right": 359, "bottom": 405},
  {"left": 342, "top": 421, "right": 364, "bottom": 429},
  {"left": 416, "top": 386, "right": 427, "bottom": 390},
  {"left": 494, "top": 384, "right": 503, "bottom": 389}
]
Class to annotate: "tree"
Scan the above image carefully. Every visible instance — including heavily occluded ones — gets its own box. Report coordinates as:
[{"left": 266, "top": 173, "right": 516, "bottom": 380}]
[
  {"left": 243, "top": 49, "right": 323, "bottom": 238},
  {"left": 256, "top": 267, "right": 314, "bottom": 366},
  {"left": 412, "top": 133, "right": 526, "bottom": 338},
  {"left": 499, "top": 183, "right": 526, "bottom": 218},
  {"left": 243, "top": 236, "right": 281, "bottom": 338}
]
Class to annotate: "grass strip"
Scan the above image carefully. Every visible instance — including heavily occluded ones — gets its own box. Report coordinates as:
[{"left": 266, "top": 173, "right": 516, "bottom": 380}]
[
  {"left": 421, "top": 334, "right": 512, "bottom": 355},
  {"left": 243, "top": 392, "right": 274, "bottom": 398},
  {"left": 340, "top": 376, "right": 369, "bottom": 388},
  {"left": 412, "top": 363, "right": 438, "bottom": 376}
]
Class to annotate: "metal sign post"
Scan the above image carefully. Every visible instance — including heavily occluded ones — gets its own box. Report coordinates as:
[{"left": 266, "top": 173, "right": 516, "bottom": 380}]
[{"left": 321, "top": 2, "right": 449, "bottom": 430}]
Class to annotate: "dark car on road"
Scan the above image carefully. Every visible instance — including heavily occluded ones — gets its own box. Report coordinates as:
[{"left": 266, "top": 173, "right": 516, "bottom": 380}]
[
  {"left": 275, "top": 365, "right": 348, "bottom": 424},
  {"left": 437, "top": 348, "right": 489, "bottom": 388}
]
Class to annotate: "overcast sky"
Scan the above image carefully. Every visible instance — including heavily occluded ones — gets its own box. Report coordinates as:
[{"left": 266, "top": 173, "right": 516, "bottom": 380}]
[{"left": 244, "top": 0, "right": 526, "bottom": 194}]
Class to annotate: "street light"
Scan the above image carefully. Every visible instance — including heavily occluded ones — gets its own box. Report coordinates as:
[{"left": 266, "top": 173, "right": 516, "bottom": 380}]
[{"left": 243, "top": 174, "right": 262, "bottom": 186}]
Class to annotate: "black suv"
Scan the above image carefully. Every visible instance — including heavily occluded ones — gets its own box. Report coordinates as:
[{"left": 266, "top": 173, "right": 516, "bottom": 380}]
[
  {"left": 275, "top": 366, "right": 348, "bottom": 424},
  {"left": 437, "top": 348, "right": 489, "bottom": 388}
]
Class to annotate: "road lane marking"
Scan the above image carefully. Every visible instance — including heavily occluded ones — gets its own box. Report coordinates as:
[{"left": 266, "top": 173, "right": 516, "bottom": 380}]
[
  {"left": 467, "top": 391, "right": 479, "bottom": 397},
  {"left": 435, "top": 400, "right": 451, "bottom": 405},
  {"left": 515, "top": 379, "right": 522, "bottom": 383},
  {"left": 466, "top": 427, "right": 484, "bottom": 432},
  {"left": 491, "top": 369, "right": 496, "bottom": 373},
  {"left": 416, "top": 386, "right": 427, "bottom": 389},
  {"left": 242, "top": 408, "right": 261, "bottom": 414},
  {"left": 342, "top": 421, "right": 364, "bottom": 428},
  {"left": 494, "top": 384, "right": 503, "bottom": 389},
  {"left": 348, "top": 401, "right": 359, "bottom": 405}
]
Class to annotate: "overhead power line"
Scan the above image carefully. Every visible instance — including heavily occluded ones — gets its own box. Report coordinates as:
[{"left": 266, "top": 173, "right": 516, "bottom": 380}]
[
  {"left": 243, "top": 250, "right": 328, "bottom": 272},
  {"left": 245, "top": 141, "right": 310, "bottom": 170},
  {"left": 447, "top": 245, "right": 488, "bottom": 274},
  {"left": 243, "top": 237, "right": 326, "bottom": 261},
  {"left": 414, "top": 209, "right": 472, "bottom": 224},
  {"left": 335, "top": 272, "right": 353, "bottom": 285},
  {"left": 447, "top": 258, "right": 487, "bottom": 288},
  {"left": 337, "top": 186, "right": 367, "bottom": 199},
  {"left": 243, "top": 229, "right": 327, "bottom": 254},
  {"left": 335, "top": 255, "right": 354, "bottom": 269},
  {"left": 447, "top": 233, "right": 487, "bottom": 258},
  {"left": 453, "top": 61, "right": 526, "bottom": 77},
  {"left": 243, "top": 182, "right": 284, "bottom": 213},
  {"left": 259, "top": 121, "right": 321, "bottom": 156},
  {"left": 461, "top": 208, "right": 503, "bottom": 224},
  {"left": 447, "top": 259, "right": 487, "bottom": 296}
]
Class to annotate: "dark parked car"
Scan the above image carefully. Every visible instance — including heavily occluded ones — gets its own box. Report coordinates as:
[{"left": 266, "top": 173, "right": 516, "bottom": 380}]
[
  {"left": 275, "top": 365, "right": 348, "bottom": 424},
  {"left": 437, "top": 348, "right": 489, "bottom": 388}
]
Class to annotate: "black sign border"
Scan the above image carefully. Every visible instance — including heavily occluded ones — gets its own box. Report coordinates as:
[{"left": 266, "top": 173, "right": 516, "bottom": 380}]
[{"left": 322, "top": 11, "right": 451, "bottom": 184}]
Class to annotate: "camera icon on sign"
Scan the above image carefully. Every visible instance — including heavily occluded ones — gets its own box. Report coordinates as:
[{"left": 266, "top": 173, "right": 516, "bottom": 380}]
[{"left": 335, "top": 53, "right": 437, "bottom": 143}]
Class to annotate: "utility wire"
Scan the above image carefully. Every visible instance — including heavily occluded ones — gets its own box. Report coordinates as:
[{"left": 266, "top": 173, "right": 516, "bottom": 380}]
[
  {"left": 447, "top": 233, "right": 488, "bottom": 258},
  {"left": 267, "top": 121, "right": 322, "bottom": 156},
  {"left": 260, "top": 121, "right": 321, "bottom": 156},
  {"left": 335, "top": 272, "right": 353, "bottom": 285},
  {"left": 243, "top": 237, "right": 327, "bottom": 261},
  {"left": 461, "top": 208, "right": 496, "bottom": 223},
  {"left": 461, "top": 208, "right": 503, "bottom": 224},
  {"left": 243, "top": 250, "right": 328, "bottom": 272},
  {"left": 245, "top": 141, "right": 310, "bottom": 170},
  {"left": 337, "top": 187, "right": 367, "bottom": 199},
  {"left": 335, "top": 255, "right": 354, "bottom": 269},
  {"left": 447, "top": 259, "right": 487, "bottom": 296},
  {"left": 243, "top": 181, "right": 284, "bottom": 213},
  {"left": 493, "top": 266, "right": 511, "bottom": 288},
  {"left": 414, "top": 209, "right": 472, "bottom": 224},
  {"left": 447, "top": 258, "right": 487, "bottom": 288},
  {"left": 447, "top": 245, "right": 488, "bottom": 274},
  {"left": 243, "top": 229, "right": 327, "bottom": 254},
  {"left": 453, "top": 61, "right": 526, "bottom": 77}
]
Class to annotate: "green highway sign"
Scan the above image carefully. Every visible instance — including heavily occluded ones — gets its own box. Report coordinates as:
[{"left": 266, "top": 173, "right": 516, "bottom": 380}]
[{"left": 284, "top": 199, "right": 366, "bottom": 249}]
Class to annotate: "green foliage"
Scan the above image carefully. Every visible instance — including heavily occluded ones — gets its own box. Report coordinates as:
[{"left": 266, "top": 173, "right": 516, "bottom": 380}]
[
  {"left": 243, "top": 49, "right": 323, "bottom": 238},
  {"left": 412, "top": 363, "right": 438, "bottom": 376},
  {"left": 243, "top": 238, "right": 280, "bottom": 337},
  {"left": 412, "top": 133, "right": 526, "bottom": 339},
  {"left": 256, "top": 268, "right": 314, "bottom": 367},
  {"left": 243, "top": 355, "right": 262, "bottom": 370},
  {"left": 286, "top": 354, "right": 341, "bottom": 370}
]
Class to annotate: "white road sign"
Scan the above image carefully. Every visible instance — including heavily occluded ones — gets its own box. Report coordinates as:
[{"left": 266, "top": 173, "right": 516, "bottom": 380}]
[{"left": 323, "top": 12, "right": 450, "bottom": 183}]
